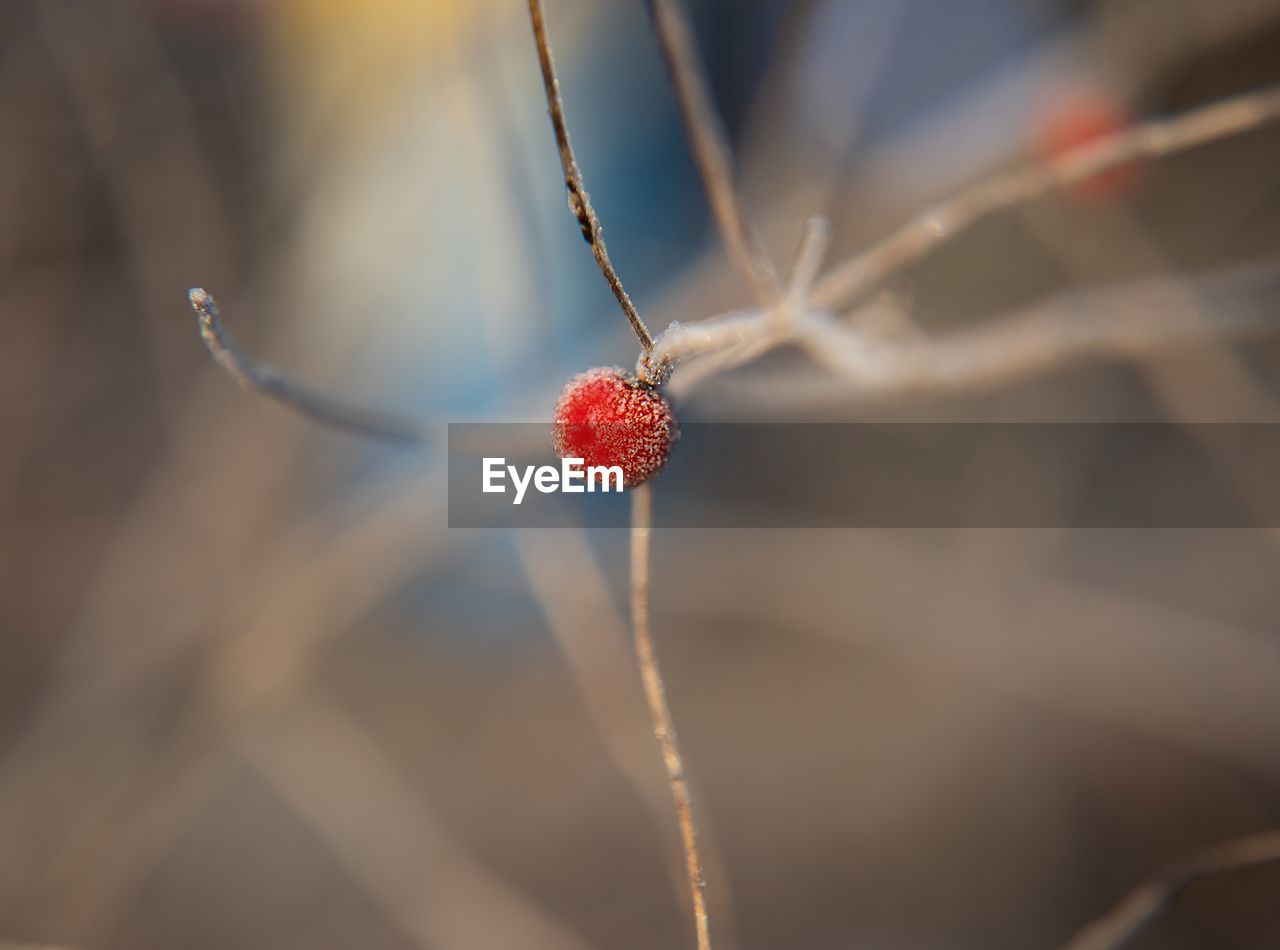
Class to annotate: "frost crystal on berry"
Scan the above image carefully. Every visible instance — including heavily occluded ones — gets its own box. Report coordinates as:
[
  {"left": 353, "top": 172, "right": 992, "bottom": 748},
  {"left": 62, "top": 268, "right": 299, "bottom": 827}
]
[{"left": 552, "top": 367, "right": 676, "bottom": 488}]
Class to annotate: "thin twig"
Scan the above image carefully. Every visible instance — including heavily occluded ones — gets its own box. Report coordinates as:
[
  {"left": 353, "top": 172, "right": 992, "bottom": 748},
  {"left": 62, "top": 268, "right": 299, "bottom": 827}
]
[
  {"left": 526, "top": 0, "right": 654, "bottom": 352},
  {"left": 786, "top": 216, "right": 831, "bottom": 303},
  {"left": 810, "top": 83, "right": 1280, "bottom": 312},
  {"left": 646, "top": 309, "right": 766, "bottom": 375},
  {"left": 665, "top": 330, "right": 784, "bottom": 399},
  {"left": 1060, "top": 829, "right": 1280, "bottom": 950},
  {"left": 631, "top": 483, "right": 711, "bottom": 950},
  {"left": 793, "top": 263, "right": 1280, "bottom": 395},
  {"left": 515, "top": 529, "right": 739, "bottom": 944},
  {"left": 648, "top": 259, "right": 1279, "bottom": 406},
  {"left": 642, "top": 218, "right": 828, "bottom": 385},
  {"left": 186, "top": 289, "right": 425, "bottom": 446},
  {"left": 644, "top": 83, "right": 1280, "bottom": 383},
  {"left": 808, "top": 259, "right": 1280, "bottom": 394},
  {"left": 686, "top": 263, "right": 1280, "bottom": 410},
  {"left": 645, "top": 0, "right": 782, "bottom": 304}
]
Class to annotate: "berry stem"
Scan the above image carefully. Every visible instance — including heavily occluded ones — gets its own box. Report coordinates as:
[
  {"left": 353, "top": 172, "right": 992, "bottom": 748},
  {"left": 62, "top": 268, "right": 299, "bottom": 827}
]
[
  {"left": 526, "top": 0, "right": 655, "bottom": 353},
  {"left": 630, "top": 483, "right": 711, "bottom": 950}
]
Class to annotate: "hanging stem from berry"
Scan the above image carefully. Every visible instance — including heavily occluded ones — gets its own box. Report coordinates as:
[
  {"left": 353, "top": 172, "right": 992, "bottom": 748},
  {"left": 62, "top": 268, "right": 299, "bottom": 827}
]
[
  {"left": 526, "top": 0, "right": 654, "bottom": 353},
  {"left": 186, "top": 289, "right": 425, "bottom": 446},
  {"left": 631, "top": 483, "right": 711, "bottom": 950}
]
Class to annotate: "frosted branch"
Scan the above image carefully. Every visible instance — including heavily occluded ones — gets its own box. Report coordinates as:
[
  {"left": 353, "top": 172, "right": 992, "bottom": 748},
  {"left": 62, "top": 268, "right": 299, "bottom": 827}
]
[
  {"left": 651, "top": 262, "right": 1279, "bottom": 404},
  {"left": 810, "top": 83, "right": 1280, "bottom": 312}
]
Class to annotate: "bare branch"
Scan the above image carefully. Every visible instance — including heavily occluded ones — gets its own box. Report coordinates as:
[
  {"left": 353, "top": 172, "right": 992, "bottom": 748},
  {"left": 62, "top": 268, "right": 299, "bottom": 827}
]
[
  {"left": 631, "top": 483, "right": 712, "bottom": 950},
  {"left": 645, "top": 0, "right": 782, "bottom": 304},
  {"left": 186, "top": 289, "right": 425, "bottom": 446},
  {"left": 796, "top": 263, "right": 1280, "bottom": 397},
  {"left": 1061, "top": 829, "right": 1280, "bottom": 950},
  {"left": 652, "top": 217, "right": 828, "bottom": 386},
  {"left": 665, "top": 330, "right": 784, "bottom": 400},
  {"left": 644, "top": 309, "right": 765, "bottom": 379},
  {"left": 641, "top": 85, "right": 1280, "bottom": 391},
  {"left": 785, "top": 216, "right": 831, "bottom": 303},
  {"left": 526, "top": 0, "right": 654, "bottom": 352},
  {"left": 810, "top": 83, "right": 1280, "bottom": 312},
  {"left": 651, "top": 262, "right": 1280, "bottom": 406}
]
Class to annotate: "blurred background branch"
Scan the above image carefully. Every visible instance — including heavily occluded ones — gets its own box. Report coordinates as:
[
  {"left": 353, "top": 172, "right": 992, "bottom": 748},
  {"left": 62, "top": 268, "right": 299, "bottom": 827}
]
[{"left": 1063, "top": 829, "right": 1280, "bottom": 950}]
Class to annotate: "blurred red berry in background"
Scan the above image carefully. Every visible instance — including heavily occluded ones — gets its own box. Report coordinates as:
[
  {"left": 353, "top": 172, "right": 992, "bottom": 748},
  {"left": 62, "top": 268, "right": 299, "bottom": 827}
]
[{"left": 1035, "top": 89, "right": 1140, "bottom": 200}]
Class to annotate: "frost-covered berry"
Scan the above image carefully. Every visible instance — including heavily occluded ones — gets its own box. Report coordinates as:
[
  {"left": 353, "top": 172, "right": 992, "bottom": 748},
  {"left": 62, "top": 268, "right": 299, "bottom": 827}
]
[{"left": 552, "top": 367, "right": 676, "bottom": 488}]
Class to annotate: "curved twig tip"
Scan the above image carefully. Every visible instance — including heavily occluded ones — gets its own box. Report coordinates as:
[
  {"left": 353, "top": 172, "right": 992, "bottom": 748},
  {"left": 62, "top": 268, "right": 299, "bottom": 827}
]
[{"left": 181, "top": 286, "right": 425, "bottom": 446}]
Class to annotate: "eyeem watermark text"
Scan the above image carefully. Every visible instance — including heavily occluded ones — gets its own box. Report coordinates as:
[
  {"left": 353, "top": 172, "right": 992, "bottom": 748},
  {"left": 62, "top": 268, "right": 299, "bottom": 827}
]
[{"left": 483, "top": 457, "right": 623, "bottom": 504}]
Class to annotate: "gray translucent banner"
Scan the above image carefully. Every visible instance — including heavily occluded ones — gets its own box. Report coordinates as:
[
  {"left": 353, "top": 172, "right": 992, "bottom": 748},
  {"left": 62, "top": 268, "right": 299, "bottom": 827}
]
[{"left": 448, "top": 423, "right": 1280, "bottom": 528}]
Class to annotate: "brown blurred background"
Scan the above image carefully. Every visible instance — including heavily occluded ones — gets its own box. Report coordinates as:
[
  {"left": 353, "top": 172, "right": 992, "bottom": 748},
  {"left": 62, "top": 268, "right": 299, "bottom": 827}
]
[{"left": 4, "top": 1, "right": 1280, "bottom": 948}]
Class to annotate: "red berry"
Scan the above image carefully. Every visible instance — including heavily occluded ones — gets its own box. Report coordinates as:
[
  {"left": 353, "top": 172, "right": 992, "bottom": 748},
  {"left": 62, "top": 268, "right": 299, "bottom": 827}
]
[
  {"left": 1035, "top": 90, "right": 1139, "bottom": 200},
  {"left": 552, "top": 367, "right": 676, "bottom": 488}
]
